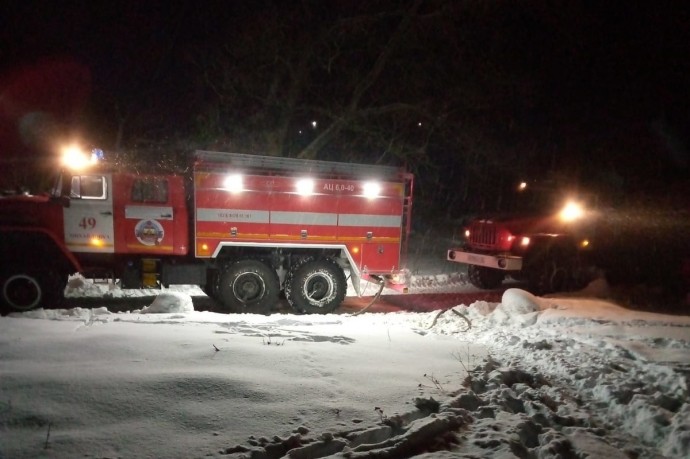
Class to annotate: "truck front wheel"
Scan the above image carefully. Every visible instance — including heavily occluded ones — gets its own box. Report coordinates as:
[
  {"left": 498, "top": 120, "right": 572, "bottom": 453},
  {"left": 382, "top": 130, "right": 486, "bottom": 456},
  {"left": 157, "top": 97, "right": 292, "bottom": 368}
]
[
  {"left": 285, "top": 258, "right": 346, "bottom": 314},
  {"left": 218, "top": 260, "right": 279, "bottom": 314},
  {"left": 203, "top": 269, "right": 221, "bottom": 301},
  {"left": 525, "top": 249, "right": 574, "bottom": 295},
  {"left": 0, "top": 268, "right": 65, "bottom": 312},
  {"left": 467, "top": 265, "right": 505, "bottom": 290}
]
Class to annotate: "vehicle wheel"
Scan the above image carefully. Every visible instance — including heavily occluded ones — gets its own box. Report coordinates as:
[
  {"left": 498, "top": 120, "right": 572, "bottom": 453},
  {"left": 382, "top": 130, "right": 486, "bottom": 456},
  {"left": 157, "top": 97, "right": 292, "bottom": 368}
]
[
  {"left": 283, "top": 257, "right": 312, "bottom": 313},
  {"left": 0, "top": 268, "right": 65, "bottom": 312},
  {"left": 285, "top": 258, "right": 346, "bottom": 314},
  {"left": 526, "top": 248, "right": 574, "bottom": 295},
  {"left": 467, "top": 265, "right": 504, "bottom": 290},
  {"left": 203, "top": 269, "right": 221, "bottom": 301},
  {"left": 218, "top": 259, "right": 279, "bottom": 314}
]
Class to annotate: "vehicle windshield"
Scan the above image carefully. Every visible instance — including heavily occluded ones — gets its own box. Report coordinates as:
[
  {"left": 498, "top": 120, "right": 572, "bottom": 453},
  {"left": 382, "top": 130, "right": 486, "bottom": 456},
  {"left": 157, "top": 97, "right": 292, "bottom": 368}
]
[{"left": 504, "top": 182, "right": 593, "bottom": 216}]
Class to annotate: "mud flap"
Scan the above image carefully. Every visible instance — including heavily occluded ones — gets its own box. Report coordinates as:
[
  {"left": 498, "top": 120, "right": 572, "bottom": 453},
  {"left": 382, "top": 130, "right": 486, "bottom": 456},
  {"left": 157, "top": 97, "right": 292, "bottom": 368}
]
[{"left": 350, "top": 269, "right": 362, "bottom": 297}]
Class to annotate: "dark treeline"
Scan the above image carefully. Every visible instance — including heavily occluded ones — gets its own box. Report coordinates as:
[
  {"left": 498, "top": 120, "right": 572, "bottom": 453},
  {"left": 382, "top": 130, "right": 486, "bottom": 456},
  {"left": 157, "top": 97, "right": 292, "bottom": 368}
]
[{"left": 1, "top": 0, "right": 688, "bottom": 216}]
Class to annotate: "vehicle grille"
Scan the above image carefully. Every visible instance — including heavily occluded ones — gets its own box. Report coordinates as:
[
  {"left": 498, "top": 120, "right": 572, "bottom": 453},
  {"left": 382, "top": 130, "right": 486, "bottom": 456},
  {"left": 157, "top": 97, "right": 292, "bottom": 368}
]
[{"left": 469, "top": 221, "right": 497, "bottom": 247}]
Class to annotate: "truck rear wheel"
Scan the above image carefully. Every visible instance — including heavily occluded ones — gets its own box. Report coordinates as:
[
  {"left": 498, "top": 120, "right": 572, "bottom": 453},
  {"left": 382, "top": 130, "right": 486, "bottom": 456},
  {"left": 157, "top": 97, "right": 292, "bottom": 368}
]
[
  {"left": 467, "top": 265, "right": 504, "bottom": 290},
  {"left": 285, "top": 258, "right": 346, "bottom": 314},
  {"left": 218, "top": 259, "right": 279, "bottom": 314},
  {"left": 0, "top": 267, "right": 65, "bottom": 312}
]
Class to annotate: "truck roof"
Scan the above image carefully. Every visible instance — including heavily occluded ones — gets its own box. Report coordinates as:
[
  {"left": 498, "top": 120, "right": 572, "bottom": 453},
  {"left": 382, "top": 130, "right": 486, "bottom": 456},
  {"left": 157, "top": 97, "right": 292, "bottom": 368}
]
[{"left": 193, "top": 150, "right": 406, "bottom": 181}]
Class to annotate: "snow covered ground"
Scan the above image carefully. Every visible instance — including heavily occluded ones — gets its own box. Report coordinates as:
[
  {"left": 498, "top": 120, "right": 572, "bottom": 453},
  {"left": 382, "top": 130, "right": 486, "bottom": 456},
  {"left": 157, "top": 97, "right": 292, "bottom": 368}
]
[{"left": 1, "top": 241, "right": 690, "bottom": 458}]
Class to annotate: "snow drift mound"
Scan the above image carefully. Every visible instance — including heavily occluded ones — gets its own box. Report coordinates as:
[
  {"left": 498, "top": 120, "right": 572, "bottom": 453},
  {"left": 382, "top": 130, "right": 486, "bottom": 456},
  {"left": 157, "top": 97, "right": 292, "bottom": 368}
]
[
  {"left": 484, "top": 288, "right": 542, "bottom": 326},
  {"left": 140, "top": 292, "right": 194, "bottom": 314},
  {"left": 500, "top": 288, "right": 541, "bottom": 313}
]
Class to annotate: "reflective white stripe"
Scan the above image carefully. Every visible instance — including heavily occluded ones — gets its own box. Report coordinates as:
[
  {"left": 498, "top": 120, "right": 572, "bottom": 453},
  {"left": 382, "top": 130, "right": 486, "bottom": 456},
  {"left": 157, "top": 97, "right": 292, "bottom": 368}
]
[
  {"left": 339, "top": 214, "right": 401, "bottom": 228},
  {"left": 196, "top": 208, "right": 401, "bottom": 227},
  {"left": 271, "top": 211, "right": 337, "bottom": 225},
  {"left": 197, "top": 208, "right": 269, "bottom": 223},
  {"left": 125, "top": 206, "right": 174, "bottom": 220}
]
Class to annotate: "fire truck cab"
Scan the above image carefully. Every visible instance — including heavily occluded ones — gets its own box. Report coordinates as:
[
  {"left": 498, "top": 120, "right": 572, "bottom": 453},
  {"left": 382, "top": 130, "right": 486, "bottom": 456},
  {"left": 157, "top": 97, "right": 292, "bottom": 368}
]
[
  {"left": 0, "top": 150, "right": 413, "bottom": 314},
  {"left": 447, "top": 184, "right": 594, "bottom": 294}
]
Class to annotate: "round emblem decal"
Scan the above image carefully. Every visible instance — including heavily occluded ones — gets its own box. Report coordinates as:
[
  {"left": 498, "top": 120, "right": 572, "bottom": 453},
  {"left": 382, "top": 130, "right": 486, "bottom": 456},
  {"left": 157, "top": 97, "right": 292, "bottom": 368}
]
[{"left": 135, "top": 219, "right": 164, "bottom": 246}]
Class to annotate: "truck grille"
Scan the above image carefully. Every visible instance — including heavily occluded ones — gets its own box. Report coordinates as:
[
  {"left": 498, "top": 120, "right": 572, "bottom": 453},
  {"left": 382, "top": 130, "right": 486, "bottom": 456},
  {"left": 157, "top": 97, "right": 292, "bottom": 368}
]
[{"left": 469, "top": 221, "right": 497, "bottom": 247}]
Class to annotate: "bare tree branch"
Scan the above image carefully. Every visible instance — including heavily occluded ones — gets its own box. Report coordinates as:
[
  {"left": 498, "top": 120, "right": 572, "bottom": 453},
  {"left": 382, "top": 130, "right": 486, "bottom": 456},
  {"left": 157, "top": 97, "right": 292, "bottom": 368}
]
[{"left": 296, "top": 0, "right": 424, "bottom": 159}]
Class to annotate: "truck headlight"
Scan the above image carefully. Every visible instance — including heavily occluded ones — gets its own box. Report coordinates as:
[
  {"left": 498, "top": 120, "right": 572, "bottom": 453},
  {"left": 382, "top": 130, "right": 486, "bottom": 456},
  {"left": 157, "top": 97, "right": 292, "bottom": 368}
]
[{"left": 559, "top": 201, "right": 585, "bottom": 222}]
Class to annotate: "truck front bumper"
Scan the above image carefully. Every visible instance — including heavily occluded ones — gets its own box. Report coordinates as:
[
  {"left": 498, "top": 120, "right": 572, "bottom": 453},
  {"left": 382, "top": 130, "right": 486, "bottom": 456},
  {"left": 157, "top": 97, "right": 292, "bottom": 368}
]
[{"left": 447, "top": 249, "right": 523, "bottom": 271}]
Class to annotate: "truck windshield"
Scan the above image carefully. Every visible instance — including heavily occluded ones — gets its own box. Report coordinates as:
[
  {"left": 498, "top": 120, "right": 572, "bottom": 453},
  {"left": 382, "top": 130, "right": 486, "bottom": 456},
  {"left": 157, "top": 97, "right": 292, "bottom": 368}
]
[{"left": 505, "top": 182, "right": 593, "bottom": 216}]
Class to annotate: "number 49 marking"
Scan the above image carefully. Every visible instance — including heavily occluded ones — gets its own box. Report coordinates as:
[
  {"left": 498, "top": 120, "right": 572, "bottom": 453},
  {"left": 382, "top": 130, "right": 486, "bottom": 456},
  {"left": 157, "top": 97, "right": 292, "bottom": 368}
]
[{"left": 79, "top": 217, "right": 97, "bottom": 229}]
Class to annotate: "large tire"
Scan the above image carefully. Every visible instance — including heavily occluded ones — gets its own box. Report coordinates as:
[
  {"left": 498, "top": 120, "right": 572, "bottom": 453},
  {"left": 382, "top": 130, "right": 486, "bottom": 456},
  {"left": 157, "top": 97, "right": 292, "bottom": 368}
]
[
  {"left": 203, "top": 269, "right": 221, "bottom": 301},
  {"left": 525, "top": 246, "right": 575, "bottom": 295},
  {"left": 285, "top": 258, "right": 346, "bottom": 314},
  {"left": 467, "top": 265, "right": 504, "bottom": 290},
  {"left": 283, "top": 256, "right": 312, "bottom": 310},
  {"left": 218, "top": 259, "right": 279, "bottom": 314},
  {"left": 0, "top": 267, "right": 65, "bottom": 312}
]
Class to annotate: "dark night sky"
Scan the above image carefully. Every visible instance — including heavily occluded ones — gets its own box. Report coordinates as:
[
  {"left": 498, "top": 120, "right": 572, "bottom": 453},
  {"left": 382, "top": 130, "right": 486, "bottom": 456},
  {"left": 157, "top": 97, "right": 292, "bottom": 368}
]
[{"left": 1, "top": 0, "right": 689, "bottom": 209}]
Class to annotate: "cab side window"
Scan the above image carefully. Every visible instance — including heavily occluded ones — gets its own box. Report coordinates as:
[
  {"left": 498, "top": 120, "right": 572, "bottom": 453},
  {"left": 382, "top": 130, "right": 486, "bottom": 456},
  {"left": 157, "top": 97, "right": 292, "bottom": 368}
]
[
  {"left": 70, "top": 175, "right": 107, "bottom": 200},
  {"left": 132, "top": 177, "right": 168, "bottom": 203}
]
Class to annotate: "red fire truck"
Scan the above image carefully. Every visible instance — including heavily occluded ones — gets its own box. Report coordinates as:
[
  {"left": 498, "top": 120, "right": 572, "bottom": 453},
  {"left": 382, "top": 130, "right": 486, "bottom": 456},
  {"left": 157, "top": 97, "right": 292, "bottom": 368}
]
[
  {"left": 0, "top": 150, "right": 413, "bottom": 314},
  {"left": 448, "top": 182, "right": 690, "bottom": 305},
  {"left": 446, "top": 187, "right": 594, "bottom": 294}
]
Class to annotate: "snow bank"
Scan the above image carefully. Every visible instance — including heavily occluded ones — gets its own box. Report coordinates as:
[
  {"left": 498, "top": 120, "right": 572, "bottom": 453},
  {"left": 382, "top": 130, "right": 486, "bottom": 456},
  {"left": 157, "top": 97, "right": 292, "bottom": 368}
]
[
  {"left": 138, "top": 291, "right": 194, "bottom": 314},
  {"left": 2, "top": 288, "right": 690, "bottom": 458}
]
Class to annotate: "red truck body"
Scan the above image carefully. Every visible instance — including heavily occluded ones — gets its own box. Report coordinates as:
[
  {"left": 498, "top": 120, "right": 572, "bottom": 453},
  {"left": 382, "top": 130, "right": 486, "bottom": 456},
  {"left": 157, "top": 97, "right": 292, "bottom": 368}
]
[
  {"left": 447, "top": 204, "right": 592, "bottom": 294},
  {"left": 192, "top": 160, "right": 407, "bottom": 274},
  {"left": 0, "top": 151, "right": 413, "bottom": 314},
  {"left": 449, "top": 197, "right": 690, "bottom": 305}
]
